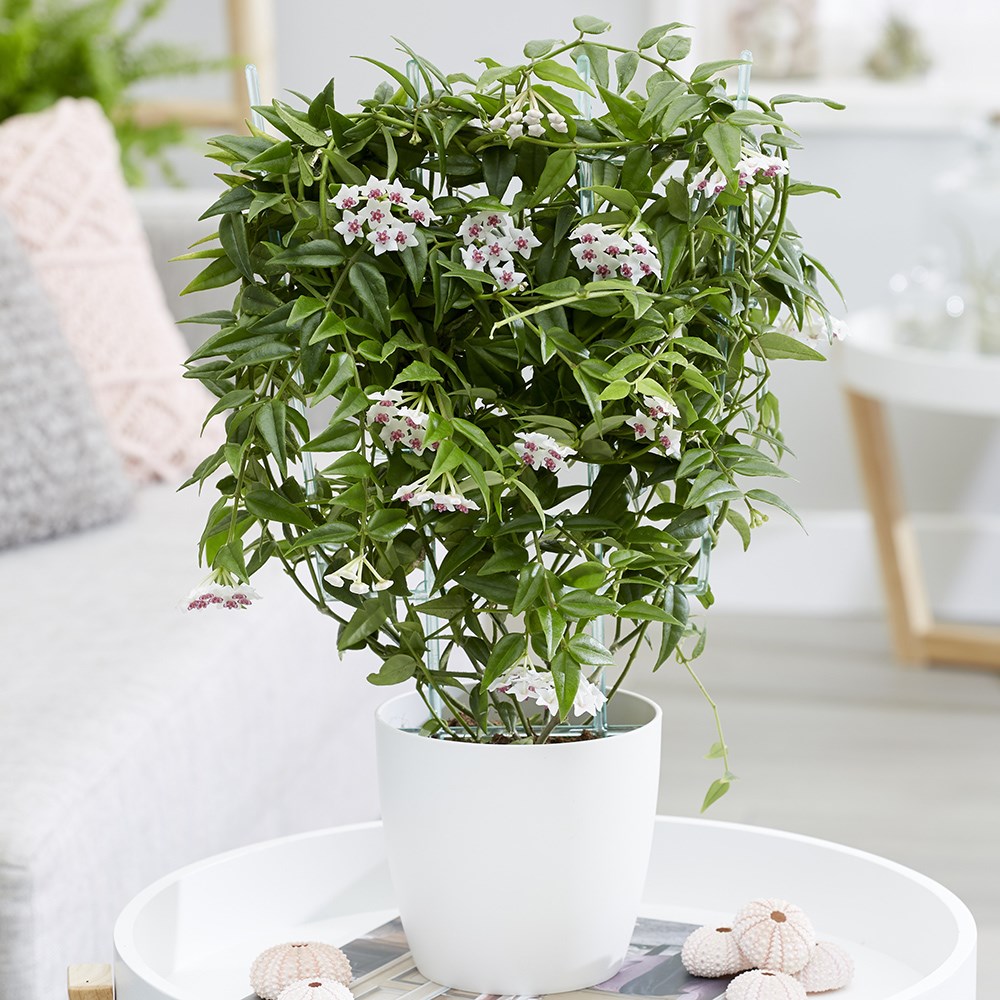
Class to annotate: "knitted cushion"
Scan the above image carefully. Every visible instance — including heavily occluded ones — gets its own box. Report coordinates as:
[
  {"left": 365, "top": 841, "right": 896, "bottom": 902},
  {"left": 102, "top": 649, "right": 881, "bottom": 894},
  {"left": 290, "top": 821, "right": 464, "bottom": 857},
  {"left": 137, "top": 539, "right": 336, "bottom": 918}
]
[
  {"left": 0, "top": 98, "right": 215, "bottom": 483},
  {"left": 0, "top": 208, "right": 131, "bottom": 548}
]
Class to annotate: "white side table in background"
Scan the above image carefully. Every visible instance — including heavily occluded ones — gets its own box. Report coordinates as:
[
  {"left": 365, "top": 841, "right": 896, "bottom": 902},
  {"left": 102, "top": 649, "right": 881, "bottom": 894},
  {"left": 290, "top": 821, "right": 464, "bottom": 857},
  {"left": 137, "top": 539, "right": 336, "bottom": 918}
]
[{"left": 840, "top": 310, "right": 1000, "bottom": 670}]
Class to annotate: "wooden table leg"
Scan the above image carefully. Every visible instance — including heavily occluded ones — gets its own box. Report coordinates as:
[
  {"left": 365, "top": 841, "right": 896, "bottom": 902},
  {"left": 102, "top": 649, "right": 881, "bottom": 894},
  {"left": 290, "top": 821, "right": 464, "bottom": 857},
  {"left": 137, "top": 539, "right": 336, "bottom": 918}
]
[
  {"left": 845, "top": 388, "right": 1000, "bottom": 670},
  {"left": 67, "top": 965, "right": 113, "bottom": 1000},
  {"left": 845, "top": 389, "right": 931, "bottom": 663}
]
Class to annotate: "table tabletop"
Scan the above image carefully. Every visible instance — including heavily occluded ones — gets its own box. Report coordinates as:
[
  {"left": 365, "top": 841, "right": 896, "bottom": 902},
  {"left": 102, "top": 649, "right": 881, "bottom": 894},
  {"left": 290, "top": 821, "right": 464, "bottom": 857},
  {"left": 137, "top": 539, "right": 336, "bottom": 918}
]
[{"left": 113, "top": 816, "right": 977, "bottom": 1000}]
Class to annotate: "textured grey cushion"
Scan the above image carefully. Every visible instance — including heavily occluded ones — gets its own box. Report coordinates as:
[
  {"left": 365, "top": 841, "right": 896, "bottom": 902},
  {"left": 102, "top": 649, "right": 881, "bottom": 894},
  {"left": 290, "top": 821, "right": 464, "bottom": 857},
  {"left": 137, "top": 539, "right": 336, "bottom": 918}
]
[{"left": 0, "top": 210, "right": 131, "bottom": 547}]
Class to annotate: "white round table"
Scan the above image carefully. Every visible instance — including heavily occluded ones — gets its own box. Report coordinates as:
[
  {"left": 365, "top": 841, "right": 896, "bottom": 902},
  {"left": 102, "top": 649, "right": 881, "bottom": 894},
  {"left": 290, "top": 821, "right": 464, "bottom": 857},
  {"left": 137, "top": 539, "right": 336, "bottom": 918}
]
[{"left": 113, "top": 817, "right": 977, "bottom": 1000}]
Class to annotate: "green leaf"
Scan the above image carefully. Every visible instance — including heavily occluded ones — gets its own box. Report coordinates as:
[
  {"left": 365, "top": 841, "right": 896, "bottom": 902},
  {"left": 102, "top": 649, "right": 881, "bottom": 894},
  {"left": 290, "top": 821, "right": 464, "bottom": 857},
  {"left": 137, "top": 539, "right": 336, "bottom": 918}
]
[
  {"left": 771, "top": 93, "right": 846, "bottom": 110},
  {"left": 725, "top": 508, "right": 751, "bottom": 551},
  {"left": 615, "top": 51, "right": 639, "bottom": 92},
  {"left": 326, "top": 150, "right": 366, "bottom": 185},
  {"left": 659, "top": 94, "right": 708, "bottom": 135},
  {"left": 656, "top": 34, "right": 692, "bottom": 61},
  {"left": 367, "top": 508, "right": 408, "bottom": 541},
  {"left": 567, "top": 633, "right": 615, "bottom": 667},
  {"left": 704, "top": 121, "right": 742, "bottom": 175},
  {"left": 512, "top": 564, "right": 546, "bottom": 616},
  {"left": 482, "top": 146, "right": 518, "bottom": 199},
  {"left": 573, "top": 14, "right": 611, "bottom": 33},
  {"left": 687, "top": 469, "right": 743, "bottom": 507},
  {"left": 705, "top": 741, "right": 728, "bottom": 760},
  {"left": 244, "top": 489, "right": 314, "bottom": 529},
  {"left": 562, "top": 561, "right": 607, "bottom": 590},
  {"left": 532, "top": 149, "right": 577, "bottom": 205},
  {"left": 691, "top": 58, "right": 750, "bottom": 83},
  {"left": 218, "top": 212, "right": 253, "bottom": 282},
  {"left": 746, "top": 489, "right": 805, "bottom": 529},
  {"left": 550, "top": 650, "right": 581, "bottom": 720},
  {"left": 787, "top": 182, "right": 841, "bottom": 199},
  {"left": 243, "top": 140, "right": 293, "bottom": 174},
  {"left": 618, "top": 600, "right": 684, "bottom": 624},
  {"left": 755, "top": 332, "right": 826, "bottom": 361},
  {"left": 313, "top": 352, "right": 356, "bottom": 404},
  {"left": 367, "top": 654, "right": 419, "bottom": 686},
  {"left": 349, "top": 258, "right": 390, "bottom": 333},
  {"left": 181, "top": 256, "right": 240, "bottom": 295},
  {"left": 401, "top": 227, "right": 429, "bottom": 293},
  {"left": 309, "top": 312, "right": 348, "bottom": 345},
  {"left": 339, "top": 599, "right": 389, "bottom": 651},
  {"left": 481, "top": 632, "right": 528, "bottom": 692},
  {"left": 255, "top": 399, "right": 287, "bottom": 477},
  {"left": 524, "top": 38, "right": 558, "bottom": 59},
  {"left": 288, "top": 521, "right": 357, "bottom": 549},
  {"left": 557, "top": 590, "right": 619, "bottom": 619},
  {"left": 354, "top": 56, "right": 419, "bottom": 100},
  {"left": 395, "top": 360, "right": 443, "bottom": 384},
  {"left": 532, "top": 606, "right": 566, "bottom": 661},
  {"left": 701, "top": 778, "right": 731, "bottom": 812},
  {"left": 637, "top": 22, "right": 686, "bottom": 49},
  {"left": 302, "top": 422, "right": 362, "bottom": 452},
  {"left": 532, "top": 59, "right": 594, "bottom": 95}
]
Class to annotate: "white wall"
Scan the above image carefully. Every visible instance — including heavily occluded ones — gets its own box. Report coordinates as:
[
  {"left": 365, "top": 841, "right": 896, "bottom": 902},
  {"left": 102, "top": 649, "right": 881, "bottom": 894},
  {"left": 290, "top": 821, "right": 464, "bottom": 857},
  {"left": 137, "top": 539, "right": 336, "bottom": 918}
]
[{"left": 139, "top": 0, "right": 1000, "bottom": 618}]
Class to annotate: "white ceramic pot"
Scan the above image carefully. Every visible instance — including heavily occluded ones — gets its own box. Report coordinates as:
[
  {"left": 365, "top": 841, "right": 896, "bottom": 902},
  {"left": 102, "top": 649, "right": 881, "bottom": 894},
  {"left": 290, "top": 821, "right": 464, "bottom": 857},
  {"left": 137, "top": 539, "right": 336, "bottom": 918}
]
[{"left": 375, "top": 689, "right": 662, "bottom": 995}]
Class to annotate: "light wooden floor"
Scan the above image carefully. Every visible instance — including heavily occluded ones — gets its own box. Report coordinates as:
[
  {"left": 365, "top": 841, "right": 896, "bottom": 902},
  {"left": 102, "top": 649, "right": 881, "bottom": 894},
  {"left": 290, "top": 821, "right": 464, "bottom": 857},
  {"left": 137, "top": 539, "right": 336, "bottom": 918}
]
[{"left": 624, "top": 614, "right": 1000, "bottom": 995}]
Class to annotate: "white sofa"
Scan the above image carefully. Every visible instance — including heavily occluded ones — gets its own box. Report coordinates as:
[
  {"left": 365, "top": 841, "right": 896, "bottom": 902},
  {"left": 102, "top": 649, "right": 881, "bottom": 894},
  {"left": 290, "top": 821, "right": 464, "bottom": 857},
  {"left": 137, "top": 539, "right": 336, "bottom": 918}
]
[{"left": 0, "top": 191, "right": 386, "bottom": 1000}]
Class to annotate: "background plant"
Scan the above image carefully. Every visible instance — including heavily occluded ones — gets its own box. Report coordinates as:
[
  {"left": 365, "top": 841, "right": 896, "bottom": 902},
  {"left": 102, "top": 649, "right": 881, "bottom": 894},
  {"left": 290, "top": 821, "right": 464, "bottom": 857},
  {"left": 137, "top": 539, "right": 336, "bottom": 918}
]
[
  {"left": 0, "top": 0, "right": 214, "bottom": 181},
  {"left": 181, "top": 17, "right": 842, "bottom": 805}
]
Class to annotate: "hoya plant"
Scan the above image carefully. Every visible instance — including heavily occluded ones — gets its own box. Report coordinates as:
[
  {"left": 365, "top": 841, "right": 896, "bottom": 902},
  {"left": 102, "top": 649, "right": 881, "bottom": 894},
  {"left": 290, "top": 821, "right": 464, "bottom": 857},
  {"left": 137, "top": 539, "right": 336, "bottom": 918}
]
[{"left": 180, "top": 16, "right": 842, "bottom": 801}]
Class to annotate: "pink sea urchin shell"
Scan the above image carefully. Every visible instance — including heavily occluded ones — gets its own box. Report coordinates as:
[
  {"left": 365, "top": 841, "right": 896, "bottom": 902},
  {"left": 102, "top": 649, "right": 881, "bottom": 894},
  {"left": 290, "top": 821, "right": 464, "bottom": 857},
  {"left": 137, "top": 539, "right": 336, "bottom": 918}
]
[
  {"left": 681, "top": 924, "right": 753, "bottom": 977},
  {"left": 250, "top": 942, "right": 352, "bottom": 1000},
  {"left": 794, "top": 941, "right": 854, "bottom": 993},
  {"left": 732, "top": 899, "right": 816, "bottom": 974},
  {"left": 277, "top": 979, "right": 354, "bottom": 1000},
  {"left": 726, "top": 969, "right": 807, "bottom": 1000}
]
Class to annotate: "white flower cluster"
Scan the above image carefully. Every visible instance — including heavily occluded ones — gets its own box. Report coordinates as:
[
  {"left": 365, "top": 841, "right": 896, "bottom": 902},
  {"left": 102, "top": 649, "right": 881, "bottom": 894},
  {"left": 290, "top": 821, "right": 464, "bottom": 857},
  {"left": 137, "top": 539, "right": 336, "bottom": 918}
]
[
  {"left": 459, "top": 210, "right": 540, "bottom": 291},
  {"left": 569, "top": 224, "right": 661, "bottom": 284},
  {"left": 488, "top": 664, "right": 607, "bottom": 719},
  {"left": 513, "top": 431, "right": 574, "bottom": 473},
  {"left": 332, "top": 175, "right": 438, "bottom": 256},
  {"left": 366, "top": 389, "right": 431, "bottom": 455},
  {"left": 328, "top": 553, "right": 393, "bottom": 594},
  {"left": 688, "top": 151, "right": 789, "bottom": 199},
  {"left": 392, "top": 483, "right": 480, "bottom": 514},
  {"left": 185, "top": 583, "right": 261, "bottom": 612},
  {"left": 487, "top": 106, "right": 568, "bottom": 137},
  {"left": 625, "top": 395, "right": 683, "bottom": 458}
]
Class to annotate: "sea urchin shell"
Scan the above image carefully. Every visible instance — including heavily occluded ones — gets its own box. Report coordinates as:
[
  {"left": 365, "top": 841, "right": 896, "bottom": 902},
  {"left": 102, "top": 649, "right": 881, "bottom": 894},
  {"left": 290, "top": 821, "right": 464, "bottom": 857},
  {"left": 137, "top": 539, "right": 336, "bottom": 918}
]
[
  {"left": 726, "top": 969, "right": 808, "bottom": 1000},
  {"left": 682, "top": 924, "right": 753, "bottom": 977},
  {"left": 277, "top": 980, "right": 354, "bottom": 1000},
  {"left": 250, "top": 942, "right": 352, "bottom": 1000},
  {"left": 732, "top": 899, "right": 816, "bottom": 974},
  {"left": 794, "top": 941, "right": 854, "bottom": 993}
]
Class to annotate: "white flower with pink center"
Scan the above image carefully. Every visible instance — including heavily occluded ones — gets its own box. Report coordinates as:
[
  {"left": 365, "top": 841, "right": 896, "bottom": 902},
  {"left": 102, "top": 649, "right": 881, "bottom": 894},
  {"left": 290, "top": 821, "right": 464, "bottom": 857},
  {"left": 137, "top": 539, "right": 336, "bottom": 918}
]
[
  {"left": 631, "top": 234, "right": 655, "bottom": 257},
  {"left": 637, "top": 254, "right": 662, "bottom": 279},
  {"left": 390, "top": 221, "right": 419, "bottom": 252},
  {"left": 658, "top": 427, "right": 682, "bottom": 458},
  {"left": 484, "top": 237, "right": 513, "bottom": 265},
  {"left": 359, "top": 201, "right": 390, "bottom": 228},
  {"left": 688, "top": 165, "right": 727, "bottom": 198},
  {"left": 506, "top": 225, "right": 541, "bottom": 259},
  {"left": 367, "top": 225, "right": 395, "bottom": 255},
  {"left": 571, "top": 223, "right": 606, "bottom": 246},
  {"left": 488, "top": 664, "right": 605, "bottom": 718},
  {"left": 626, "top": 410, "right": 656, "bottom": 441},
  {"left": 513, "top": 431, "right": 573, "bottom": 472},
  {"left": 644, "top": 395, "right": 679, "bottom": 420},
  {"left": 333, "top": 210, "right": 364, "bottom": 245},
  {"left": 332, "top": 185, "right": 361, "bottom": 211},
  {"left": 571, "top": 243, "right": 601, "bottom": 268},
  {"left": 459, "top": 216, "right": 487, "bottom": 245},
  {"left": 405, "top": 197, "right": 438, "bottom": 226},
  {"left": 384, "top": 178, "right": 414, "bottom": 205},
  {"left": 185, "top": 583, "right": 261, "bottom": 612},
  {"left": 491, "top": 263, "right": 525, "bottom": 291},
  {"left": 361, "top": 175, "right": 387, "bottom": 200},
  {"left": 461, "top": 244, "right": 490, "bottom": 271},
  {"left": 619, "top": 259, "right": 642, "bottom": 285}
]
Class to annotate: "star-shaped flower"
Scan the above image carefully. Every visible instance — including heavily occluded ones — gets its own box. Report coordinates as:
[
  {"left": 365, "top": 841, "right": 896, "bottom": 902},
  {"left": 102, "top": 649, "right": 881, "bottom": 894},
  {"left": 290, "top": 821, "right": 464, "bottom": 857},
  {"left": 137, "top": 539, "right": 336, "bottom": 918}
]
[{"left": 626, "top": 410, "right": 656, "bottom": 441}]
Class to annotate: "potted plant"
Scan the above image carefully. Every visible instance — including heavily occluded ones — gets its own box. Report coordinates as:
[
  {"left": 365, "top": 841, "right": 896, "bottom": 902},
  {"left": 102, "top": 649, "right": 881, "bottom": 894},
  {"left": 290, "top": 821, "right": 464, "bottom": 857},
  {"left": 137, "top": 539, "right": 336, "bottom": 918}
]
[{"left": 180, "top": 15, "right": 842, "bottom": 994}]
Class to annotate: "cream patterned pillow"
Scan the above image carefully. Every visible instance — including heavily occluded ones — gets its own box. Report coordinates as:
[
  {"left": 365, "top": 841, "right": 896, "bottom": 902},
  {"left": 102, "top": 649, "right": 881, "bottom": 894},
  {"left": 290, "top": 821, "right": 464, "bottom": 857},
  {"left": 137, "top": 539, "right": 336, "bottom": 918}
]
[
  {"left": 0, "top": 209, "right": 132, "bottom": 548},
  {"left": 0, "top": 98, "right": 214, "bottom": 484}
]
